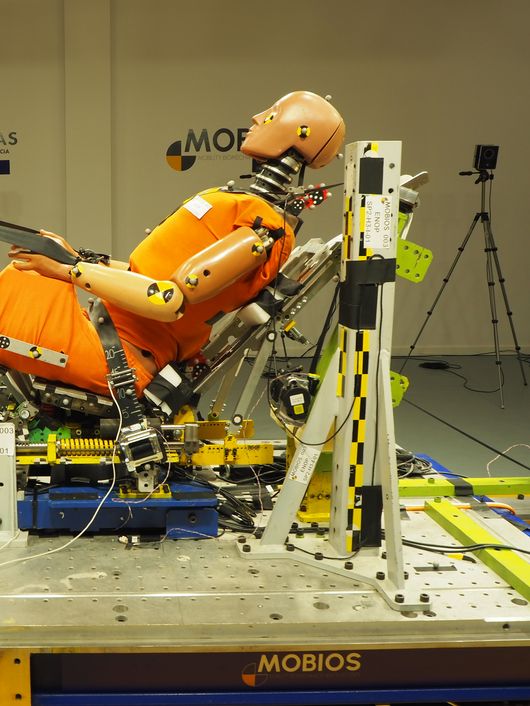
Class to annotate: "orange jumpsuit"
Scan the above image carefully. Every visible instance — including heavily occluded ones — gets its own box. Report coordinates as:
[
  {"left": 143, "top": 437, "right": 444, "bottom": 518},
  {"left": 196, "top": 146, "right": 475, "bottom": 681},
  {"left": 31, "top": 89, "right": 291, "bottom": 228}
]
[{"left": 0, "top": 190, "right": 294, "bottom": 397}]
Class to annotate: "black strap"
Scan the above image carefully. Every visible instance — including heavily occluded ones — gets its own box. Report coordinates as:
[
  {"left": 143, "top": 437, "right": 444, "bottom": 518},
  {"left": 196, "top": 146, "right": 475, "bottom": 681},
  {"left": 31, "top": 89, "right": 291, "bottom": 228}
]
[
  {"left": 89, "top": 298, "right": 144, "bottom": 425},
  {"left": 268, "top": 272, "right": 302, "bottom": 296},
  {"left": 444, "top": 475, "right": 474, "bottom": 497}
]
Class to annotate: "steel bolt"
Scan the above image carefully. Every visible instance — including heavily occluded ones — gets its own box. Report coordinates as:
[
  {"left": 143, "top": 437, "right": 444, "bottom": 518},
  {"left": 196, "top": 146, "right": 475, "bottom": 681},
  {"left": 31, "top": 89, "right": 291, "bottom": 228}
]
[
  {"left": 395, "top": 593, "right": 405, "bottom": 604},
  {"left": 286, "top": 544, "right": 295, "bottom": 552},
  {"left": 344, "top": 561, "right": 353, "bottom": 570},
  {"left": 242, "top": 544, "right": 251, "bottom": 553},
  {"left": 376, "top": 571, "right": 385, "bottom": 580},
  {"left": 420, "top": 593, "right": 430, "bottom": 603},
  {"left": 314, "top": 552, "right": 323, "bottom": 561}
]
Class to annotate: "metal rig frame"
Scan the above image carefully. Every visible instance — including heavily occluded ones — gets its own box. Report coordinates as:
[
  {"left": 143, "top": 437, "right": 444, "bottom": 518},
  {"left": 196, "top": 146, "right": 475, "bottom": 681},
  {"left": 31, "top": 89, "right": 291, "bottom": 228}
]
[{"left": 238, "top": 141, "right": 427, "bottom": 612}]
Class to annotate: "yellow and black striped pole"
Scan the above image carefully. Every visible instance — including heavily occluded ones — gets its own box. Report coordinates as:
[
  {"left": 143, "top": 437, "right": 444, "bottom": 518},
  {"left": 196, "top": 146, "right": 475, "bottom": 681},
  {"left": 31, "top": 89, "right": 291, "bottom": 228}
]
[{"left": 329, "top": 142, "right": 404, "bottom": 580}]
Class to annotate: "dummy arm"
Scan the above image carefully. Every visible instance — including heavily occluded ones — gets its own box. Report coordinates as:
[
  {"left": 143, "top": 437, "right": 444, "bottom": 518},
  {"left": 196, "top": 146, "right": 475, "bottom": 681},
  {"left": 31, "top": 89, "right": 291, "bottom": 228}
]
[
  {"left": 69, "top": 225, "right": 271, "bottom": 320},
  {"left": 10, "top": 225, "right": 274, "bottom": 322},
  {"left": 9, "top": 232, "right": 182, "bottom": 322},
  {"left": 70, "top": 261, "right": 185, "bottom": 322}
]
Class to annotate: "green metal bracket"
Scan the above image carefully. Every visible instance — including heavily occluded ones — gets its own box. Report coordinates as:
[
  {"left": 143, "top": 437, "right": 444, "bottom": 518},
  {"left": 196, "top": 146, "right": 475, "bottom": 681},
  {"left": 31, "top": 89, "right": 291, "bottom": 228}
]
[
  {"left": 390, "top": 370, "right": 409, "bottom": 407},
  {"left": 425, "top": 497, "right": 530, "bottom": 602},
  {"left": 28, "top": 425, "right": 71, "bottom": 443},
  {"left": 396, "top": 238, "right": 433, "bottom": 283}
]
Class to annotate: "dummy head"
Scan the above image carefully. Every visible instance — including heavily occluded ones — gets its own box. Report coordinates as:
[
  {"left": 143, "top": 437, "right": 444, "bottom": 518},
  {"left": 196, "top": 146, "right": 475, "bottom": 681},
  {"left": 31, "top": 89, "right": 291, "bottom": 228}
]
[{"left": 241, "top": 91, "right": 345, "bottom": 169}]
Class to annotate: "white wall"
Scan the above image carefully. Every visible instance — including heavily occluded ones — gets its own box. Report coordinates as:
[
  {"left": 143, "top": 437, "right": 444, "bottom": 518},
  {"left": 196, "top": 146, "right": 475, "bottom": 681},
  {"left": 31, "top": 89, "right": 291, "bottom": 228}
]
[
  {"left": 0, "top": 0, "right": 65, "bottom": 228},
  {"left": 1, "top": 0, "right": 529, "bottom": 354}
]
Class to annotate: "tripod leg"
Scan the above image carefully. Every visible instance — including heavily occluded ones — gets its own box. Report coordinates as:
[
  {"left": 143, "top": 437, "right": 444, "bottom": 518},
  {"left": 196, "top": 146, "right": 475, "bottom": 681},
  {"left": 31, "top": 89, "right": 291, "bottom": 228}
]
[
  {"left": 399, "top": 213, "right": 481, "bottom": 373},
  {"left": 483, "top": 222, "right": 505, "bottom": 408},
  {"left": 484, "top": 218, "right": 528, "bottom": 386}
]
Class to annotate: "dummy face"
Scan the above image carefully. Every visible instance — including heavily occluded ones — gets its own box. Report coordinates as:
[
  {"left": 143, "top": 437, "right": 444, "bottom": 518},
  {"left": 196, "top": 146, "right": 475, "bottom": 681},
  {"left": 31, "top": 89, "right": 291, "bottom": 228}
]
[
  {"left": 240, "top": 91, "right": 345, "bottom": 168},
  {"left": 240, "top": 98, "right": 286, "bottom": 162}
]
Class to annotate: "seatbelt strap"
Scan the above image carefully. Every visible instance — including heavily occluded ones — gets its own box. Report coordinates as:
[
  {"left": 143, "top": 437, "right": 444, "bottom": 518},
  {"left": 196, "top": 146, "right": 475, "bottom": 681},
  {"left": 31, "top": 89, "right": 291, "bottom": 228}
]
[{"left": 88, "top": 298, "right": 144, "bottom": 426}]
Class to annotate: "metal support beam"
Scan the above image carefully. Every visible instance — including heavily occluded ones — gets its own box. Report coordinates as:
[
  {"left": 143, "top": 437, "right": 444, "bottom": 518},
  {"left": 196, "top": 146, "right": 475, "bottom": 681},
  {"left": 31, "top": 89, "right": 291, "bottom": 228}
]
[
  {"left": 399, "top": 476, "right": 530, "bottom": 498},
  {"left": 228, "top": 334, "right": 275, "bottom": 436},
  {"left": 0, "top": 423, "right": 27, "bottom": 546},
  {"left": 259, "top": 350, "right": 339, "bottom": 546},
  {"left": 426, "top": 497, "right": 530, "bottom": 602}
]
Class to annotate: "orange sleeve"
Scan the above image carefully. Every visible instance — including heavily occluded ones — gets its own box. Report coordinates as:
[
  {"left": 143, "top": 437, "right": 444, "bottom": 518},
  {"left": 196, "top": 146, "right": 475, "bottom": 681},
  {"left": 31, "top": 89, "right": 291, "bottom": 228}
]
[{"left": 231, "top": 195, "right": 295, "bottom": 301}]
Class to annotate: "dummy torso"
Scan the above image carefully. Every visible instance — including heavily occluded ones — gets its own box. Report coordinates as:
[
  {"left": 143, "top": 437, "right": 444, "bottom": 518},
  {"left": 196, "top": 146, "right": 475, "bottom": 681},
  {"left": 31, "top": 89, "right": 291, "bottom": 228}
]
[
  {"left": 107, "top": 189, "right": 294, "bottom": 370},
  {"left": 0, "top": 189, "right": 294, "bottom": 396}
]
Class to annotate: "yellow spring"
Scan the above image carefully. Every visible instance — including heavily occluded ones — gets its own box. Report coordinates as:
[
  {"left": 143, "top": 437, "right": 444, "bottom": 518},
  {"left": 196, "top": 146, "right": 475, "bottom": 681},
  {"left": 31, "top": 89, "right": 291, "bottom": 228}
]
[{"left": 58, "top": 437, "right": 115, "bottom": 456}]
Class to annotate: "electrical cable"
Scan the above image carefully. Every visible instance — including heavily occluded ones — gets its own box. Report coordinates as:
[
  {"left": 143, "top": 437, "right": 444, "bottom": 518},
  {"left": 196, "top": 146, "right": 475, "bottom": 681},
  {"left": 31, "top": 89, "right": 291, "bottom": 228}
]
[
  {"left": 0, "top": 531, "right": 21, "bottom": 554},
  {"left": 370, "top": 273, "right": 385, "bottom": 485},
  {"left": 395, "top": 349, "right": 529, "bottom": 363},
  {"left": 401, "top": 536, "right": 530, "bottom": 558},
  {"left": 486, "top": 443, "right": 530, "bottom": 477},
  {"left": 265, "top": 257, "right": 386, "bottom": 452},
  {"left": 123, "top": 524, "right": 227, "bottom": 548},
  {"left": 309, "top": 282, "right": 340, "bottom": 375},
  {"left": 396, "top": 452, "right": 432, "bottom": 478},
  {"left": 0, "top": 383, "right": 124, "bottom": 570},
  {"left": 235, "top": 427, "right": 269, "bottom": 533},
  {"left": 169, "top": 466, "right": 256, "bottom": 533},
  {"left": 403, "top": 397, "right": 530, "bottom": 472},
  {"left": 410, "top": 356, "right": 506, "bottom": 394},
  {"left": 267, "top": 374, "right": 356, "bottom": 447},
  {"left": 219, "top": 463, "right": 286, "bottom": 486},
  {"left": 380, "top": 529, "right": 530, "bottom": 558},
  {"left": 286, "top": 543, "right": 362, "bottom": 562},
  {"left": 441, "top": 365, "right": 505, "bottom": 394}
]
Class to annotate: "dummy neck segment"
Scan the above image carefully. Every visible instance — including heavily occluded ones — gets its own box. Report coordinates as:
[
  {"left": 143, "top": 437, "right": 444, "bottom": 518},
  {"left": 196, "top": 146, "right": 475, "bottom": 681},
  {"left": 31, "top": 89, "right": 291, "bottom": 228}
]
[{"left": 248, "top": 151, "right": 305, "bottom": 205}]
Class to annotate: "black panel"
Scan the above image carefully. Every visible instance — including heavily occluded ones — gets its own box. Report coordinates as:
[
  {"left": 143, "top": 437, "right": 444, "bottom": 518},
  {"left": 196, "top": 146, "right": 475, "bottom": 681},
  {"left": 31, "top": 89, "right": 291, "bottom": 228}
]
[
  {"left": 31, "top": 648, "right": 530, "bottom": 692},
  {"left": 359, "top": 157, "right": 384, "bottom": 194}
]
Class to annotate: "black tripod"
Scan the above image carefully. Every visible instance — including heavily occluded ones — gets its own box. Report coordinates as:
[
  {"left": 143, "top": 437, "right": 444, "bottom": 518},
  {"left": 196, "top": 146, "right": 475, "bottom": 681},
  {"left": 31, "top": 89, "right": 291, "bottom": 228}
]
[{"left": 400, "top": 169, "right": 527, "bottom": 408}]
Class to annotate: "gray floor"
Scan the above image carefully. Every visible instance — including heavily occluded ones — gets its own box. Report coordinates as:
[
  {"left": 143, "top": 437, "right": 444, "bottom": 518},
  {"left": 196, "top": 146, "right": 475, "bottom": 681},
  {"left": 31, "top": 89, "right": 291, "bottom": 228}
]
[
  {"left": 220, "top": 354, "right": 530, "bottom": 479},
  {"left": 393, "top": 354, "right": 530, "bottom": 478}
]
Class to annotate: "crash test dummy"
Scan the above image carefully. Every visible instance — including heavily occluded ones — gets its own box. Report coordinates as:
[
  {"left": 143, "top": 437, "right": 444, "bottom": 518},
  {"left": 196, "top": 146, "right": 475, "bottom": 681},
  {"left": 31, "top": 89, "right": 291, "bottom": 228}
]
[{"left": 0, "top": 91, "right": 345, "bottom": 398}]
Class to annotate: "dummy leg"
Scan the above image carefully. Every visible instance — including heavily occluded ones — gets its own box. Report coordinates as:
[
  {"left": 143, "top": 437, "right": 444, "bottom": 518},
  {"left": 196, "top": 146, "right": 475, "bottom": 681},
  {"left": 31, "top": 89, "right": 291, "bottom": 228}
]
[{"left": 0, "top": 266, "right": 111, "bottom": 395}]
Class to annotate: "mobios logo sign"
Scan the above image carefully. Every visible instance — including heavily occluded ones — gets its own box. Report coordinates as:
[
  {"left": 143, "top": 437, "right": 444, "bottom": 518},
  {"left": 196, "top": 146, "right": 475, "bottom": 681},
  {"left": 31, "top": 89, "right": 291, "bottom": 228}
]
[
  {"left": 241, "top": 651, "right": 362, "bottom": 687},
  {"left": 166, "top": 127, "right": 249, "bottom": 172}
]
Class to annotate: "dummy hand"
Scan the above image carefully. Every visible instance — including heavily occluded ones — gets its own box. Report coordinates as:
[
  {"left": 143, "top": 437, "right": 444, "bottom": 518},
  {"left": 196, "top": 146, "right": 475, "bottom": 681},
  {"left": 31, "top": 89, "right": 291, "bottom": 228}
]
[
  {"left": 39, "top": 229, "right": 78, "bottom": 256},
  {"left": 8, "top": 230, "right": 75, "bottom": 282}
]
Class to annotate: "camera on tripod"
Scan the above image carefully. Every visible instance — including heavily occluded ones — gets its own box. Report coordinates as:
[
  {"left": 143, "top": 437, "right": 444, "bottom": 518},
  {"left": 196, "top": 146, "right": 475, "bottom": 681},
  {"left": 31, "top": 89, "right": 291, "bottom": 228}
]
[
  {"left": 403, "top": 139, "right": 527, "bottom": 408},
  {"left": 474, "top": 144, "right": 499, "bottom": 170}
]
